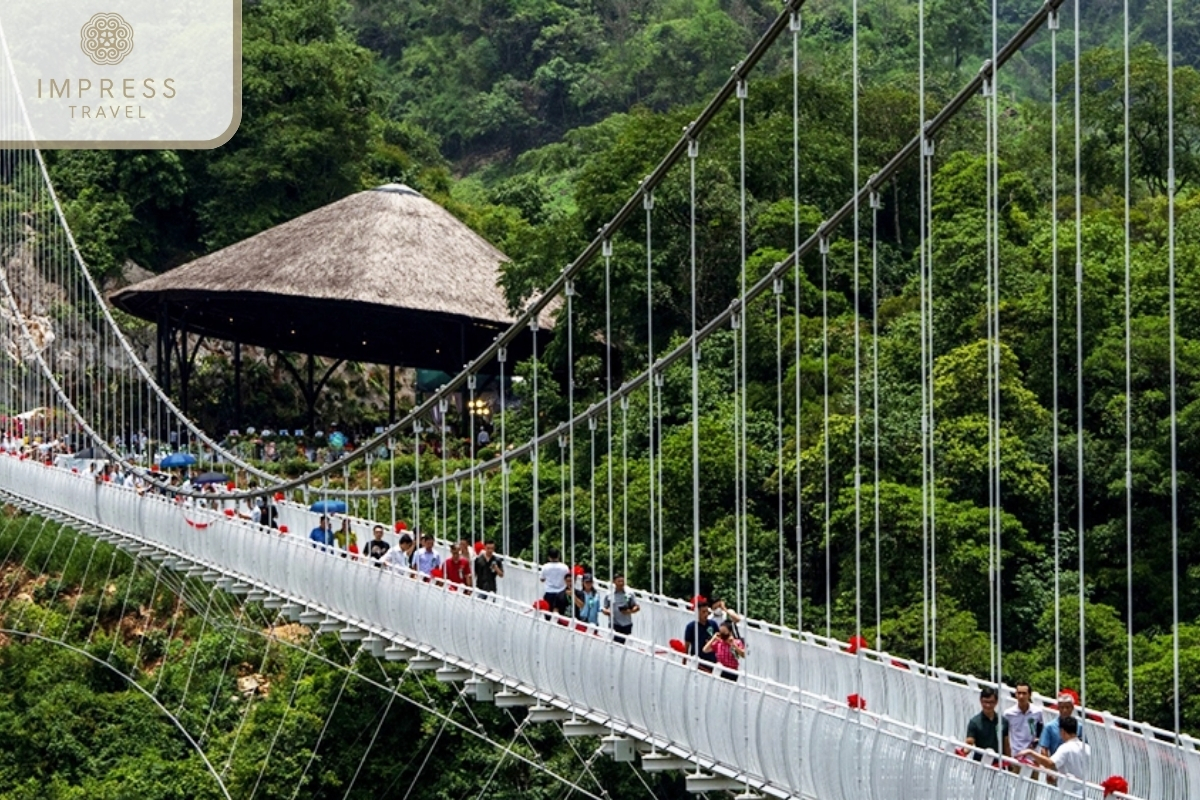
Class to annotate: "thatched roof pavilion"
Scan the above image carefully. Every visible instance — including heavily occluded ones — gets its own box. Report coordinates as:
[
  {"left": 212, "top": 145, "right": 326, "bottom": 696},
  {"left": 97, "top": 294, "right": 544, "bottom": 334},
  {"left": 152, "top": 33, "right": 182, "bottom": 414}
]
[{"left": 112, "top": 184, "right": 550, "bottom": 374}]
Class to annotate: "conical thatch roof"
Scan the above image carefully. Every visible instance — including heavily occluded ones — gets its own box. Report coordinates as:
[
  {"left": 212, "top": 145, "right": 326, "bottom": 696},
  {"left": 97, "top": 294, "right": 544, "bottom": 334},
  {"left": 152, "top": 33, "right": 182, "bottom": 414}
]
[{"left": 111, "top": 185, "right": 551, "bottom": 371}]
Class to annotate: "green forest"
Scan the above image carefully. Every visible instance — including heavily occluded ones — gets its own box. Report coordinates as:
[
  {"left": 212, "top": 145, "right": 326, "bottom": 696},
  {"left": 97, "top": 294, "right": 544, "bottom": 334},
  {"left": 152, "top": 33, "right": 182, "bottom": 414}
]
[{"left": 4, "top": 0, "right": 1200, "bottom": 795}]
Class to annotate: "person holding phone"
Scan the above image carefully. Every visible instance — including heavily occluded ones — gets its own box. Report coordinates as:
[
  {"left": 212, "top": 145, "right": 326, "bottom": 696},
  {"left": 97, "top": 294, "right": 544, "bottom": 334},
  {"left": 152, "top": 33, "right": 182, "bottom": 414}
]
[{"left": 702, "top": 620, "right": 746, "bottom": 681}]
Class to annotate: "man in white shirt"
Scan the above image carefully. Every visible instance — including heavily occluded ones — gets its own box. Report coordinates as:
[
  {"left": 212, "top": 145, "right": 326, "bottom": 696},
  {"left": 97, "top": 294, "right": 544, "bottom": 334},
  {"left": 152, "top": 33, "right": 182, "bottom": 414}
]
[
  {"left": 1019, "top": 716, "right": 1087, "bottom": 785},
  {"left": 539, "top": 547, "right": 570, "bottom": 615},
  {"left": 1003, "top": 682, "right": 1042, "bottom": 769}
]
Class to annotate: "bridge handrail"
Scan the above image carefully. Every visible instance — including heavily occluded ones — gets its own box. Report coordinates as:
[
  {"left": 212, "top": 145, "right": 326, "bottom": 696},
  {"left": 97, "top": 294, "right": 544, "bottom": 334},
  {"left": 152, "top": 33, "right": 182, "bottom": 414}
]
[
  {"left": 270, "top": 497, "right": 1200, "bottom": 759},
  {"left": 1, "top": 455, "right": 1155, "bottom": 800}
]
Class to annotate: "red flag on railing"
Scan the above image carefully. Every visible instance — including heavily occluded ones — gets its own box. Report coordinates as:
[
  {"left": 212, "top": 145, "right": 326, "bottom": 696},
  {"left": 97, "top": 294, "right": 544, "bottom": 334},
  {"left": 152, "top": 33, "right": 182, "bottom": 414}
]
[
  {"left": 395, "top": 520, "right": 407, "bottom": 532},
  {"left": 474, "top": 541, "right": 485, "bottom": 554},
  {"left": 534, "top": 599, "right": 550, "bottom": 611},
  {"left": 1101, "top": 776, "right": 1129, "bottom": 797},
  {"left": 669, "top": 639, "right": 687, "bottom": 653},
  {"left": 847, "top": 634, "right": 869, "bottom": 654},
  {"left": 274, "top": 492, "right": 284, "bottom": 501},
  {"left": 847, "top": 694, "right": 866, "bottom": 710},
  {"left": 279, "top": 525, "right": 289, "bottom": 534},
  {"left": 224, "top": 508, "right": 235, "bottom": 516}
]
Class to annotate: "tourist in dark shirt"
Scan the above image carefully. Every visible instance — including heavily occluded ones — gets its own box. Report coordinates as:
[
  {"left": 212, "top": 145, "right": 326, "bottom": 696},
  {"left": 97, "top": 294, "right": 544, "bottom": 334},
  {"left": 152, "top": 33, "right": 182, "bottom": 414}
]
[
  {"left": 474, "top": 540, "right": 504, "bottom": 594},
  {"left": 366, "top": 524, "right": 390, "bottom": 563},
  {"left": 966, "top": 686, "right": 1008, "bottom": 762},
  {"left": 683, "top": 598, "right": 720, "bottom": 672}
]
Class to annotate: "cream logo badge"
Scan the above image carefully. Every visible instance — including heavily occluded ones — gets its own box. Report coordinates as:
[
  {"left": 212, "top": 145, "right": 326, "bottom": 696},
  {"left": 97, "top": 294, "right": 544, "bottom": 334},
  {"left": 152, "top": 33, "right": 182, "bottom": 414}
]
[
  {"left": 0, "top": 0, "right": 240, "bottom": 148},
  {"left": 80, "top": 13, "right": 134, "bottom": 66}
]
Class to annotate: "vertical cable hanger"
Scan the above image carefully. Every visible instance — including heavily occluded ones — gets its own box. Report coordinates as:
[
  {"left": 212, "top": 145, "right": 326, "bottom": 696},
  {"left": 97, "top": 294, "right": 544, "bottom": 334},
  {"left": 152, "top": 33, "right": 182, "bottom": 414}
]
[
  {"left": 689, "top": 134, "right": 701, "bottom": 638},
  {"left": 1049, "top": 6, "right": 1062, "bottom": 693},
  {"left": 644, "top": 188, "right": 656, "bottom": 594},
  {"left": 775, "top": 271, "right": 785, "bottom": 625},
  {"left": 1122, "top": 0, "right": 1135, "bottom": 721},
  {"left": 870, "top": 185, "right": 882, "bottom": 644},
  {"left": 603, "top": 237, "right": 615, "bottom": 581},
  {"left": 498, "top": 345, "right": 509, "bottom": 554},
  {"left": 531, "top": 320, "right": 541, "bottom": 565},
  {"left": 468, "top": 373, "right": 477, "bottom": 546},
  {"left": 820, "top": 232, "right": 831, "bottom": 638},
  {"left": 1167, "top": 0, "right": 1181, "bottom": 738},
  {"left": 736, "top": 74, "right": 747, "bottom": 621},
  {"left": 792, "top": 9, "right": 804, "bottom": 631},
  {"left": 1074, "top": 0, "right": 1087, "bottom": 710}
]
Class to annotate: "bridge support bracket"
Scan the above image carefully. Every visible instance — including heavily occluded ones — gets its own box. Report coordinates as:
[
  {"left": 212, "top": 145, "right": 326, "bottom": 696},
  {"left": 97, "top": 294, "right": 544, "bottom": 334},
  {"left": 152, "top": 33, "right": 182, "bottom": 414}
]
[
  {"left": 494, "top": 690, "right": 536, "bottom": 708},
  {"left": 435, "top": 666, "right": 473, "bottom": 683},
  {"left": 465, "top": 678, "right": 495, "bottom": 702},
  {"left": 641, "top": 753, "right": 694, "bottom": 772},
  {"left": 685, "top": 774, "right": 746, "bottom": 794},
  {"left": 527, "top": 705, "right": 573, "bottom": 723},
  {"left": 562, "top": 720, "right": 608, "bottom": 738},
  {"left": 600, "top": 734, "right": 636, "bottom": 762}
]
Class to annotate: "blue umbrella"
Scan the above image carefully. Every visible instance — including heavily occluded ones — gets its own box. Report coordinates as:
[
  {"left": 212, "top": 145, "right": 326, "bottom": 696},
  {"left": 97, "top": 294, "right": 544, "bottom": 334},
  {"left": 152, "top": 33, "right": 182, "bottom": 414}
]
[
  {"left": 310, "top": 499, "right": 347, "bottom": 514},
  {"left": 160, "top": 453, "right": 197, "bottom": 468}
]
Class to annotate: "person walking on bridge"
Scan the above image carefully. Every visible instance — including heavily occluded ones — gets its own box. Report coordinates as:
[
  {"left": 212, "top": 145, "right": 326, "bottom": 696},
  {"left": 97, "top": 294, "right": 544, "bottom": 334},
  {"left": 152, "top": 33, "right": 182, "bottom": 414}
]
[
  {"left": 684, "top": 598, "right": 720, "bottom": 673},
  {"left": 473, "top": 540, "right": 504, "bottom": 595},
  {"left": 539, "top": 548, "right": 570, "bottom": 615},
  {"left": 309, "top": 515, "right": 334, "bottom": 553},
  {"left": 601, "top": 574, "right": 639, "bottom": 643},
  {"left": 413, "top": 533, "right": 442, "bottom": 577}
]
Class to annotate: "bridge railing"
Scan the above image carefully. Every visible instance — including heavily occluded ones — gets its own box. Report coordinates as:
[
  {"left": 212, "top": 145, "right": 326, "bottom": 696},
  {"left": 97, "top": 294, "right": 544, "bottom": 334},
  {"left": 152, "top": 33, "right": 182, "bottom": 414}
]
[
  {"left": 0, "top": 455, "right": 1141, "bottom": 800},
  {"left": 266, "top": 497, "right": 1199, "bottom": 798}
]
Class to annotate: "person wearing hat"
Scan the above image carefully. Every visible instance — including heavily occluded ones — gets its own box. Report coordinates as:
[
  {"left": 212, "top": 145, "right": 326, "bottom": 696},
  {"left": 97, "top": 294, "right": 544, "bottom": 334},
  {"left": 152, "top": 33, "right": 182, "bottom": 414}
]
[
  {"left": 1021, "top": 715, "right": 1088, "bottom": 785},
  {"left": 684, "top": 597, "right": 720, "bottom": 672},
  {"left": 573, "top": 574, "right": 601, "bottom": 625},
  {"left": 1038, "top": 689, "right": 1082, "bottom": 760}
]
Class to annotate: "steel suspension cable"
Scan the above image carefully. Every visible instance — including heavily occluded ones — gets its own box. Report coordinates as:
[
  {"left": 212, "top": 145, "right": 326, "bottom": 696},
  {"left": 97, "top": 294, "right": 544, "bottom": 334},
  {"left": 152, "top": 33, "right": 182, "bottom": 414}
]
[
  {"left": 870, "top": 188, "right": 882, "bottom": 643},
  {"left": 776, "top": 274, "right": 785, "bottom": 625},
  {"left": 1123, "top": 0, "right": 1134, "bottom": 721},
  {"left": 1167, "top": 0, "right": 1180, "bottom": 737},
  {"left": 689, "top": 134, "right": 701, "bottom": 658},
  {"left": 792, "top": 10, "right": 804, "bottom": 630},
  {"left": 1074, "top": 0, "right": 1087, "bottom": 709},
  {"left": 604, "top": 240, "right": 614, "bottom": 581},
  {"left": 736, "top": 74, "right": 747, "bottom": 620},
  {"left": 821, "top": 236, "right": 831, "bottom": 638},
  {"left": 645, "top": 190, "right": 656, "bottom": 594},
  {"left": 1049, "top": 8, "right": 1062, "bottom": 693}
]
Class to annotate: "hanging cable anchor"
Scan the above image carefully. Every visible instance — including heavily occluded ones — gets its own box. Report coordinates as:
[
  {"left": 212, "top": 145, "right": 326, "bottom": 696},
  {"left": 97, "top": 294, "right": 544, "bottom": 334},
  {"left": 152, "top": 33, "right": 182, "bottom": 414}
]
[
  {"left": 643, "top": 188, "right": 654, "bottom": 211},
  {"left": 687, "top": 138, "right": 699, "bottom": 159},
  {"left": 789, "top": 10, "right": 802, "bottom": 33},
  {"left": 564, "top": 281, "right": 575, "bottom": 298},
  {"left": 498, "top": 346, "right": 508, "bottom": 364},
  {"left": 601, "top": 238, "right": 613, "bottom": 258},
  {"left": 1047, "top": 9, "right": 1059, "bottom": 29},
  {"left": 736, "top": 79, "right": 748, "bottom": 100}
]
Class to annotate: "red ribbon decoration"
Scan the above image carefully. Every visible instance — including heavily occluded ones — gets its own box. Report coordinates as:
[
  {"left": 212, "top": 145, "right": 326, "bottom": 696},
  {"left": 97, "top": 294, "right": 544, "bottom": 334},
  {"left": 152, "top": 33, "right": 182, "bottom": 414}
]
[
  {"left": 395, "top": 520, "right": 407, "bottom": 532},
  {"left": 473, "top": 541, "right": 486, "bottom": 554},
  {"left": 274, "top": 492, "right": 284, "bottom": 501},
  {"left": 533, "top": 599, "right": 550, "bottom": 611},
  {"left": 278, "top": 525, "right": 289, "bottom": 534},
  {"left": 224, "top": 508, "right": 235, "bottom": 516},
  {"left": 669, "top": 638, "right": 687, "bottom": 654},
  {"left": 847, "top": 693, "right": 866, "bottom": 710}
]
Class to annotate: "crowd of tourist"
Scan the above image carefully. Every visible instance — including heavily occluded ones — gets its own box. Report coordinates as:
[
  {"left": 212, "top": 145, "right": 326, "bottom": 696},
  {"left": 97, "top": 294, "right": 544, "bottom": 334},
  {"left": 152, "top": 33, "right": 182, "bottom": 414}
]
[{"left": 964, "top": 684, "right": 1090, "bottom": 784}]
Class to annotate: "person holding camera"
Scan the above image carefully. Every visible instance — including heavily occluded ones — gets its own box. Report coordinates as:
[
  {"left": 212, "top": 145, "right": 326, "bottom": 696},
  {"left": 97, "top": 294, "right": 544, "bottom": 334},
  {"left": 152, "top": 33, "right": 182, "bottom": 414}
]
[
  {"left": 702, "top": 621, "right": 746, "bottom": 681},
  {"left": 602, "top": 574, "right": 639, "bottom": 643},
  {"left": 474, "top": 540, "right": 504, "bottom": 595}
]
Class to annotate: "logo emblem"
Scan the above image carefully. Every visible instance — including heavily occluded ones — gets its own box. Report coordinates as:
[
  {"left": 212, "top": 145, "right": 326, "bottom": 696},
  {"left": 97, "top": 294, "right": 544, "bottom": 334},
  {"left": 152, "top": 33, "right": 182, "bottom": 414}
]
[{"left": 80, "top": 13, "right": 134, "bottom": 66}]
